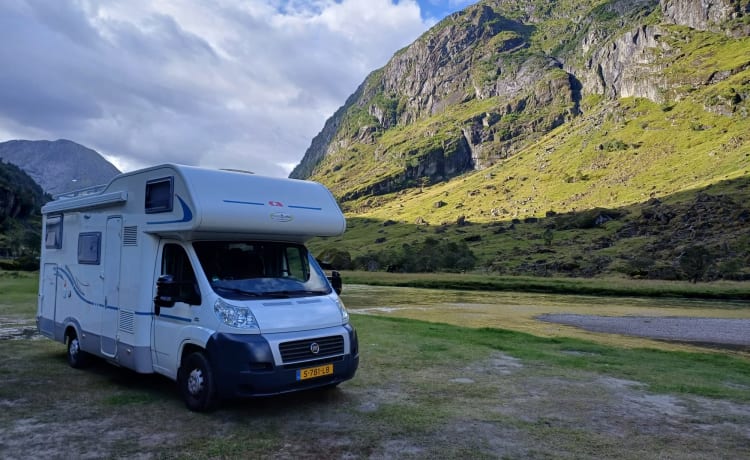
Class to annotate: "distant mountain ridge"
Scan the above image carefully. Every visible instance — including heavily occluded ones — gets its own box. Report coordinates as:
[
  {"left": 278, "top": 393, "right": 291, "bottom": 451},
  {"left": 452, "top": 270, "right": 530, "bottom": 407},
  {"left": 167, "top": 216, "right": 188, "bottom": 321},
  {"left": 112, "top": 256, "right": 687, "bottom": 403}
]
[
  {"left": 0, "top": 159, "right": 46, "bottom": 263},
  {"left": 0, "top": 139, "right": 120, "bottom": 195}
]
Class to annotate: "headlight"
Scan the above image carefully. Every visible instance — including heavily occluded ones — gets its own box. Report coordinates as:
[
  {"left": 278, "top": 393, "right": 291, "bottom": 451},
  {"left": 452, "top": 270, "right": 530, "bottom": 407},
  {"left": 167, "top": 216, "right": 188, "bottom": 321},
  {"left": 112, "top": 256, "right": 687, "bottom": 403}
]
[
  {"left": 335, "top": 297, "right": 349, "bottom": 324},
  {"left": 214, "top": 298, "right": 259, "bottom": 331}
]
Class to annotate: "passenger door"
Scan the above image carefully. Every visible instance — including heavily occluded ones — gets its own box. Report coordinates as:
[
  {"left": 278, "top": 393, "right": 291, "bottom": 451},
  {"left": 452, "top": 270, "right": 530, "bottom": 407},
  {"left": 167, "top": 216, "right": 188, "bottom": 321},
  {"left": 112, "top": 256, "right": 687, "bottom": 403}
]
[
  {"left": 152, "top": 243, "right": 201, "bottom": 377},
  {"left": 101, "top": 216, "right": 122, "bottom": 357},
  {"left": 39, "top": 263, "right": 58, "bottom": 336}
]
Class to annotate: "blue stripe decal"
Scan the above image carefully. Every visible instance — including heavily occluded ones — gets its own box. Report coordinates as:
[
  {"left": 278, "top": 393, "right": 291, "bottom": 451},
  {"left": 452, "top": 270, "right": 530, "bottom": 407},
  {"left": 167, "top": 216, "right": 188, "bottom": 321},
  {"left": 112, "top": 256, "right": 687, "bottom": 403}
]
[
  {"left": 224, "top": 200, "right": 265, "bottom": 206},
  {"left": 56, "top": 266, "right": 104, "bottom": 308},
  {"left": 147, "top": 195, "right": 193, "bottom": 225},
  {"left": 288, "top": 205, "right": 322, "bottom": 211},
  {"left": 158, "top": 313, "right": 192, "bottom": 323},
  {"left": 55, "top": 266, "right": 157, "bottom": 318}
]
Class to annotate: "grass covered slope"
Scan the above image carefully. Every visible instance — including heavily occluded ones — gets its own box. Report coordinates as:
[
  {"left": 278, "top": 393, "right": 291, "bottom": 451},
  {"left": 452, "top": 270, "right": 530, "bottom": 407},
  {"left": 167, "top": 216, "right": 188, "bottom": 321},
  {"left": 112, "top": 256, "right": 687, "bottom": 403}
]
[
  {"left": 311, "top": 82, "right": 750, "bottom": 279},
  {"left": 302, "top": 3, "right": 750, "bottom": 280}
]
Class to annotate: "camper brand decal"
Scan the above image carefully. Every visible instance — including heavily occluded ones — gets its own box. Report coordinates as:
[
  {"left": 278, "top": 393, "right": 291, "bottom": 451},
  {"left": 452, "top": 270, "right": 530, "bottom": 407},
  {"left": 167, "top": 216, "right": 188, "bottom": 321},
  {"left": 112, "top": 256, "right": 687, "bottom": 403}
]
[
  {"left": 270, "top": 212, "right": 293, "bottom": 223},
  {"left": 147, "top": 195, "right": 193, "bottom": 225},
  {"left": 223, "top": 200, "right": 322, "bottom": 211}
]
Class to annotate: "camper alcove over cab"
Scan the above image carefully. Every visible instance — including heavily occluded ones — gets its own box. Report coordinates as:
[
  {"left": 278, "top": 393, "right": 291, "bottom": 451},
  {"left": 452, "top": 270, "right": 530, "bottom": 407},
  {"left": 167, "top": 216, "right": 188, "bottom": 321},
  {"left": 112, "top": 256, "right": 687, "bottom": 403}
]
[{"left": 37, "top": 164, "right": 358, "bottom": 411}]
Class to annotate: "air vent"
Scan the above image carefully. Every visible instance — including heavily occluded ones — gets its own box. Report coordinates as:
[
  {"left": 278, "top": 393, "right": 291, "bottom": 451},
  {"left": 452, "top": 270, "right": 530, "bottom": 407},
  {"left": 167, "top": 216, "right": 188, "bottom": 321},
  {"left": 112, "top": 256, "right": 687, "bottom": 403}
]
[
  {"left": 119, "top": 310, "right": 135, "bottom": 334},
  {"left": 123, "top": 226, "right": 138, "bottom": 246}
]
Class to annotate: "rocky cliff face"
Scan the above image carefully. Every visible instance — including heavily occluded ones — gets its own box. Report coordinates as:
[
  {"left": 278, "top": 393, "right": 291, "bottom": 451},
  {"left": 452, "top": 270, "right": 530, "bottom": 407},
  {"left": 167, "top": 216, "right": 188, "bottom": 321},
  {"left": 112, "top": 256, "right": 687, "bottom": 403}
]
[
  {"left": 0, "top": 139, "right": 120, "bottom": 195},
  {"left": 662, "top": 0, "right": 749, "bottom": 33},
  {"left": 577, "top": 24, "right": 670, "bottom": 102},
  {"left": 291, "top": 0, "right": 749, "bottom": 201}
]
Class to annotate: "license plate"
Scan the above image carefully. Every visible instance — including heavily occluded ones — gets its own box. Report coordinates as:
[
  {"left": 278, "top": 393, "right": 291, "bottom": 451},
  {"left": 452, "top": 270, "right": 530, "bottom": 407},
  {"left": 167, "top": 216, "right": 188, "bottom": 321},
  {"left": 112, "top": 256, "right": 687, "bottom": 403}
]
[{"left": 296, "top": 363, "right": 333, "bottom": 381}]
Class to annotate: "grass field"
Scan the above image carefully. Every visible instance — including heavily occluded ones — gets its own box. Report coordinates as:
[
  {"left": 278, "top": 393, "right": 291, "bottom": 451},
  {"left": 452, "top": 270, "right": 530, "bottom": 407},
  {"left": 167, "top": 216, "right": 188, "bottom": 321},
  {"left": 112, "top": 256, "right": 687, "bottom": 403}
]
[
  {"left": 1, "top": 271, "right": 749, "bottom": 458},
  {"left": 339, "top": 270, "right": 750, "bottom": 300}
]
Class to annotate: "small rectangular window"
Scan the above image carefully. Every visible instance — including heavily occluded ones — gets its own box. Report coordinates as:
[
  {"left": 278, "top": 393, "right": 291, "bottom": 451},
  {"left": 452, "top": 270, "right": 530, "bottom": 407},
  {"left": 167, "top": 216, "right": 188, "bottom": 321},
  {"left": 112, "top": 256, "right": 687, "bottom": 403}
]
[
  {"left": 45, "top": 215, "right": 63, "bottom": 249},
  {"left": 145, "top": 177, "right": 174, "bottom": 213},
  {"left": 78, "top": 232, "right": 101, "bottom": 265}
]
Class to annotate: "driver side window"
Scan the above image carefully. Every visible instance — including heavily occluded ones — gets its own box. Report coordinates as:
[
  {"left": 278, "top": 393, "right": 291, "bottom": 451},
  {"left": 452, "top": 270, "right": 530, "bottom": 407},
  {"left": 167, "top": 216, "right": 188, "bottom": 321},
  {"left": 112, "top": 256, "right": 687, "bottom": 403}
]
[{"left": 161, "top": 243, "right": 201, "bottom": 305}]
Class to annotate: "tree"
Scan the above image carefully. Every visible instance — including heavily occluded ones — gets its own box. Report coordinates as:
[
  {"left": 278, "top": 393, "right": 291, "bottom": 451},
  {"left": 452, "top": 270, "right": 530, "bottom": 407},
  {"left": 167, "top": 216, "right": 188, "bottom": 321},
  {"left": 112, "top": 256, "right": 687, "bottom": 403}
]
[
  {"left": 543, "top": 228, "right": 554, "bottom": 246},
  {"left": 678, "top": 245, "right": 714, "bottom": 283}
]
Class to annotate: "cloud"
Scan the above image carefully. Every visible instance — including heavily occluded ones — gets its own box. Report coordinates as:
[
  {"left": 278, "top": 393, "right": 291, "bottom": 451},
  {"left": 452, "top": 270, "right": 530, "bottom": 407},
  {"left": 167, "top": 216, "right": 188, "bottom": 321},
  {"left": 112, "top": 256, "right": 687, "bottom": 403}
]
[{"left": 0, "top": 0, "right": 440, "bottom": 177}]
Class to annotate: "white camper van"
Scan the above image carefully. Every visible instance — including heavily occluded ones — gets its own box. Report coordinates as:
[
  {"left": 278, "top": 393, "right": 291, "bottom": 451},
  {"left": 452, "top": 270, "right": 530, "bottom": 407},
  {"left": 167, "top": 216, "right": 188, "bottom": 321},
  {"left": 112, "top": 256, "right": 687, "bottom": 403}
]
[{"left": 37, "top": 164, "right": 358, "bottom": 411}]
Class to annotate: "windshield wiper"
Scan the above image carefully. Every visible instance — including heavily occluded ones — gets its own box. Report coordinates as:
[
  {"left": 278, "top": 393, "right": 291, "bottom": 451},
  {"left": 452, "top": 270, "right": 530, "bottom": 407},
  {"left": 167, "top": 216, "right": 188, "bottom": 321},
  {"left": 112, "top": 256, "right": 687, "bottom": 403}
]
[
  {"left": 260, "top": 290, "right": 328, "bottom": 298},
  {"left": 213, "top": 285, "right": 260, "bottom": 297}
]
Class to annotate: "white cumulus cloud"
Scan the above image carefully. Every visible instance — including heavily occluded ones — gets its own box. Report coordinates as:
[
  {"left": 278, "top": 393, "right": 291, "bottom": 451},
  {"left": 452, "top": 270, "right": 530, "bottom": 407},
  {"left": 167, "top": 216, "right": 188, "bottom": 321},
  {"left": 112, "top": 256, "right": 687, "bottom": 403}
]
[{"left": 0, "top": 0, "right": 466, "bottom": 177}]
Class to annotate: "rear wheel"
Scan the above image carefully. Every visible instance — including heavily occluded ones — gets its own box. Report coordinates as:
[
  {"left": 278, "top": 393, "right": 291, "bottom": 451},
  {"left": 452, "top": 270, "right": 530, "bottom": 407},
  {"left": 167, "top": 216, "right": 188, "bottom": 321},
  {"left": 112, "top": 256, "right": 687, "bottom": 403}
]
[
  {"left": 66, "top": 330, "right": 91, "bottom": 369},
  {"left": 178, "top": 351, "right": 217, "bottom": 412}
]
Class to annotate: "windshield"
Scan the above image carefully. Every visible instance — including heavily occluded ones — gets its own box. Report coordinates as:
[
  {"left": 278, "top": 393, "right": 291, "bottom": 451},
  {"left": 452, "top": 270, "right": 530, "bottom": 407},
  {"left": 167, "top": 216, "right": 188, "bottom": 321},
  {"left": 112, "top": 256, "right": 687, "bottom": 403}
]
[{"left": 193, "top": 241, "right": 331, "bottom": 300}]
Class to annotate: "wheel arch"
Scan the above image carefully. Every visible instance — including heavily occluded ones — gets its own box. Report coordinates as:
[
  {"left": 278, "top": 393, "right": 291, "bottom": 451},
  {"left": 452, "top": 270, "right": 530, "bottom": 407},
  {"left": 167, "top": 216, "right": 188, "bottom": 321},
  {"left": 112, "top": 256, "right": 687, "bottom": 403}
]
[
  {"left": 176, "top": 326, "right": 214, "bottom": 370},
  {"left": 62, "top": 317, "right": 83, "bottom": 344}
]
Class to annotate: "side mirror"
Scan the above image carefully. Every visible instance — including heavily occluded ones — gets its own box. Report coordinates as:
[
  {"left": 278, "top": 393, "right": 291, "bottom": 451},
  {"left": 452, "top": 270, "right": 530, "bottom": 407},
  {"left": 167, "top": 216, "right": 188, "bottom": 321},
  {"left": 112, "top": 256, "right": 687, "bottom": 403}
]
[
  {"left": 154, "top": 274, "right": 177, "bottom": 309},
  {"left": 328, "top": 270, "right": 342, "bottom": 295}
]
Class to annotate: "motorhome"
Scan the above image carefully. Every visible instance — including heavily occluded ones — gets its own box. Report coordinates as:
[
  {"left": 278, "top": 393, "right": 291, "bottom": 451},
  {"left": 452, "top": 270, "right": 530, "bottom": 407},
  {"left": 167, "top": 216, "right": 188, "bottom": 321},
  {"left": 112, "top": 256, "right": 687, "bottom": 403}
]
[{"left": 37, "top": 164, "right": 358, "bottom": 411}]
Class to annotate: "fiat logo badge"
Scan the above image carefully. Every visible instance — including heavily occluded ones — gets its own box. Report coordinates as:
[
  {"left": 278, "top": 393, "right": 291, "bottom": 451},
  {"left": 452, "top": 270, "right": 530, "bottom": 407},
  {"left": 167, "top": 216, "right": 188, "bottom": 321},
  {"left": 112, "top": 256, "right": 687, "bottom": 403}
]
[{"left": 310, "top": 342, "right": 320, "bottom": 354}]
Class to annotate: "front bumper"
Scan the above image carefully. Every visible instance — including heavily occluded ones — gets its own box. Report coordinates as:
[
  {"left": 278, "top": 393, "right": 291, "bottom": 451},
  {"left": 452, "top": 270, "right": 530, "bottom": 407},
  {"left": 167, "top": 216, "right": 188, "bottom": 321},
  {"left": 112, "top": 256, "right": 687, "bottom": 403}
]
[{"left": 205, "top": 324, "right": 359, "bottom": 399}]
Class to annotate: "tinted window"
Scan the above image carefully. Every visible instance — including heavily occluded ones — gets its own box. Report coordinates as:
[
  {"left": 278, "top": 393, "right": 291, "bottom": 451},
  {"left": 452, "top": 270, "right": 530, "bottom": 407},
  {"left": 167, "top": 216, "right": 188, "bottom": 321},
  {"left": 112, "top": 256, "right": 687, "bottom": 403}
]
[
  {"left": 145, "top": 177, "right": 173, "bottom": 213},
  {"left": 193, "top": 241, "right": 330, "bottom": 300},
  {"left": 45, "top": 215, "right": 63, "bottom": 249},
  {"left": 78, "top": 232, "right": 101, "bottom": 264},
  {"left": 161, "top": 243, "right": 201, "bottom": 305}
]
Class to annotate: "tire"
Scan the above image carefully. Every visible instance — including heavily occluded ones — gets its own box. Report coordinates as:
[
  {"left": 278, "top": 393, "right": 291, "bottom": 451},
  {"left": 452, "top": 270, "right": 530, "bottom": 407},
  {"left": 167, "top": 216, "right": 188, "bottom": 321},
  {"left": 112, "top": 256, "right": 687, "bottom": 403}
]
[
  {"left": 178, "top": 351, "right": 217, "bottom": 412},
  {"left": 66, "top": 330, "right": 91, "bottom": 369}
]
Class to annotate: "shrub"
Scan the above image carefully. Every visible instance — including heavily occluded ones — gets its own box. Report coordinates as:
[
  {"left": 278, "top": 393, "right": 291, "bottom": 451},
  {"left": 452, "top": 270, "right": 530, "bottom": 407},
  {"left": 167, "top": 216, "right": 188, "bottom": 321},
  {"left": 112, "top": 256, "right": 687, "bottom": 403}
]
[{"left": 352, "top": 237, "right": 477, "bottom": 272}]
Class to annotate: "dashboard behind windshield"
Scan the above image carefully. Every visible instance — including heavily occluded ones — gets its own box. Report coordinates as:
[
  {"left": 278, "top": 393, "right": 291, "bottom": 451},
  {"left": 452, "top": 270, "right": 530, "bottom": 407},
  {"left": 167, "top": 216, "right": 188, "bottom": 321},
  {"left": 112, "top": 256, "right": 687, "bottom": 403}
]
[{"left": 193, "top": 241, "right": 330, "bottom": 300}]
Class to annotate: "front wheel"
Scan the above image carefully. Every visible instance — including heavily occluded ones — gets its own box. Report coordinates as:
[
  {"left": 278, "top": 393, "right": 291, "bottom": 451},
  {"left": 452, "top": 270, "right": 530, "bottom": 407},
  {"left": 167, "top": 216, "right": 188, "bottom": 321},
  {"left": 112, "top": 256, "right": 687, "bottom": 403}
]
[
  {"left": 178, "top": 351, "right": 217, "bottom": 412},
  {"left": 66, "top": 330, "right": 91, "bottom": 369}
]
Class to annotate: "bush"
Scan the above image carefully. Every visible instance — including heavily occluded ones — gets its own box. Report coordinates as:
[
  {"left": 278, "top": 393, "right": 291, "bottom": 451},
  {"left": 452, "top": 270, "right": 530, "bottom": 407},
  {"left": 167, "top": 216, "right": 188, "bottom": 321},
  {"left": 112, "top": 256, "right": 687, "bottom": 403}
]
[
  {"left": 316, "top": 248, "right": 353, "bottom": 270},
  {"left": 352, "top": 237, "right": 477, "bottom": 272},
  {"left": 678, "top": 245, "right": 714, "bottom": 283}
]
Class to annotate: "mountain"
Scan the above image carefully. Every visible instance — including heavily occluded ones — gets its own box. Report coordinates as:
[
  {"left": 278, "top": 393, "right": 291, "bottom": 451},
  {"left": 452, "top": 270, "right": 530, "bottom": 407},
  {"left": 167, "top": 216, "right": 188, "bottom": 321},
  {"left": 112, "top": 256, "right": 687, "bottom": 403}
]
[
  {"left": 0, "top": 139, "right": 121, "bottom": 195},
  {"left": 292, "top": 0, "right": 750, "bottom": 280},
  {"left": 0, "top": 159, "right": 46, "bottom": 265}
]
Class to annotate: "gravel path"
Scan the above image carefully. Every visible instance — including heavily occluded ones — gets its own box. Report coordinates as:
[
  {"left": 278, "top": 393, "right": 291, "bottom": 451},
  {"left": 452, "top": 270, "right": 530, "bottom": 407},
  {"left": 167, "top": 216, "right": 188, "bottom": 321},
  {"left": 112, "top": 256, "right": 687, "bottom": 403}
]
[{"left": 537, "top": 314, "right": 750, "bottom": 349}]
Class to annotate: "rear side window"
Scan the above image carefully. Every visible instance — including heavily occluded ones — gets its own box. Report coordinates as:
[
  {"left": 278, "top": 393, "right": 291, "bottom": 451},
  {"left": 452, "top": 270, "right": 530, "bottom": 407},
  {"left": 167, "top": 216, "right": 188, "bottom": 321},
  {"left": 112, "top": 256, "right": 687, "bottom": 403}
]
[
  {"left": 45, "top": 215, "right": 63, "bottom": 249},
  {"left": 78, "top": 232, "right": 101, "bottom": 265},
  {"left": 145, "top": 177, "right": 173, "bottom": 213}
]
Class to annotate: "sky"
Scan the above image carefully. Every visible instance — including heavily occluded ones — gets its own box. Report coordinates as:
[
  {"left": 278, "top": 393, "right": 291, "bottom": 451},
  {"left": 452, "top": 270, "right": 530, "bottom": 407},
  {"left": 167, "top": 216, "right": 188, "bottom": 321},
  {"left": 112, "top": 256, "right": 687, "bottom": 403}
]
[{"left": 0, "top": 0, "right": 475, "bottom": 177}]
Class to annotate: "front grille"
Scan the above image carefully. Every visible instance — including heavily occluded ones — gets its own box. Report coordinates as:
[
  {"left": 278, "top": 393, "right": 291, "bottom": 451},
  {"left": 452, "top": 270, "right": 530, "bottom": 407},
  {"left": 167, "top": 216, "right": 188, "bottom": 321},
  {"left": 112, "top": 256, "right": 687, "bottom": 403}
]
[{"left": 279, "top": 335, "right": 344, "bottom": 363}]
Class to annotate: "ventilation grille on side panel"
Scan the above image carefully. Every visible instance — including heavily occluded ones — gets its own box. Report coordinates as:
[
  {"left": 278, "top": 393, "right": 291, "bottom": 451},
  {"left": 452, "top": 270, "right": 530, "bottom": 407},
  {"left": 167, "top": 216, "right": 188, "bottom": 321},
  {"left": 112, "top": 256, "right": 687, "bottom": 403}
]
[
  {"left": 119, "top": 310, "right": 135, "bottom": 334},
  {"left": 123, "top": 226, "right": 138, "bottom": 246}
]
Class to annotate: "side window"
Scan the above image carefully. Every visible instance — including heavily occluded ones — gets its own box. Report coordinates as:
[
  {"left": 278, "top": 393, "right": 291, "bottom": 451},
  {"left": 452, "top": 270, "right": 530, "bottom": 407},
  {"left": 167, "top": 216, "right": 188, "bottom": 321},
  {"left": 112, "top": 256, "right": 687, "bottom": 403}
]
[
  {"left": 78, "top": 232, "right": 101, "bottom": 264},
  {"left": 145, "top": 177, "right": 173, "bottom": 213},
  {"left": 284, "top": 246, "right": 309, "bottom": 281},
  {"left": 161, "top": 243, "right": 201, "bottom": 305},
  {"left": 45, "top": 215, "right": 63, "bottom": 249}
]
